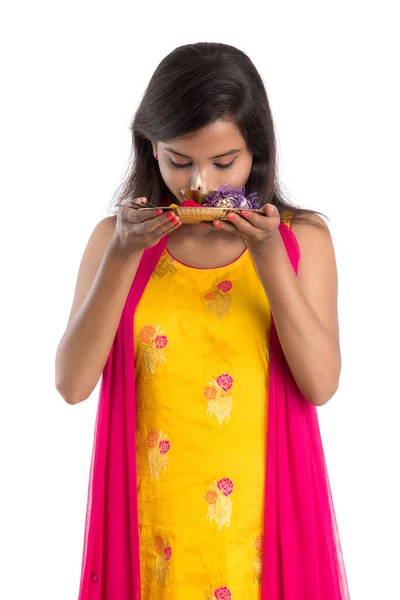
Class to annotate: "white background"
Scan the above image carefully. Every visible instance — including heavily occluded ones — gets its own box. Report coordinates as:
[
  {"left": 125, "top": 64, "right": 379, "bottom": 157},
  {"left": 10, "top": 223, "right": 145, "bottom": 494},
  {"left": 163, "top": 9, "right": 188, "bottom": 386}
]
[{"left": 1, "top": 1, "right": 399, "bottom": 599}]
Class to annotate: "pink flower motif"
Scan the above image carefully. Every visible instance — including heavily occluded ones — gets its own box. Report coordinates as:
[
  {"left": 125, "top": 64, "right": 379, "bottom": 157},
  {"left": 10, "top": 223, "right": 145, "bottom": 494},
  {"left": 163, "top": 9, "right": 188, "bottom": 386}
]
[
  {"left": 217, "top": 280, "right": 232, "bottom": 293},
  {"left": 155, "top": 335, "right": 168, "bottom": 349},
  {"left": 159, "top": 439, "right": 171, "bottom": 454},
  {"left": 216, "top": 374, "right": 233, "bottom": 392},
  {"left": 217, "top": 478, "right": 234, "bottom": 496},
  {"left": 214, "top": 587, "right": 232, "bottom": 600},
  {"left": 164, "top": 546, "right": 172, "bottom": 561}
]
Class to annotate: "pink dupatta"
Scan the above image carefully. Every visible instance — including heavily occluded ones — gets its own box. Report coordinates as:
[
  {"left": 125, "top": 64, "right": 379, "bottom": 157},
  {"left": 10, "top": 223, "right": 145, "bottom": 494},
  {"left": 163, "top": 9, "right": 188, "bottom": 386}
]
[{"left": 77, "top": 221, "right": 350, "bottom": 599}]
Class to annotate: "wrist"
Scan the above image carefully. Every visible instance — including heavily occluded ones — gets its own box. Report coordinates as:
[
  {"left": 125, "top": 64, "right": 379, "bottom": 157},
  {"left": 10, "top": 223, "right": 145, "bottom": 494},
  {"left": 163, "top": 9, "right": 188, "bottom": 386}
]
[
  {"left": 108, "top": 235, "right": 142, "bottom": 264},
  {"left": 248, "top": 229, "right": 282, "bottom": 260}
]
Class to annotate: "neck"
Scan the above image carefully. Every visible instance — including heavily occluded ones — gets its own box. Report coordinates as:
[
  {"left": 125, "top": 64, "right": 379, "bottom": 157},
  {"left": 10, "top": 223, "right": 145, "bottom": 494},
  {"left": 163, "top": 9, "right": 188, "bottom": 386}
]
[{"left": 175, "top": 223, "right": 217, "bottom": 239}]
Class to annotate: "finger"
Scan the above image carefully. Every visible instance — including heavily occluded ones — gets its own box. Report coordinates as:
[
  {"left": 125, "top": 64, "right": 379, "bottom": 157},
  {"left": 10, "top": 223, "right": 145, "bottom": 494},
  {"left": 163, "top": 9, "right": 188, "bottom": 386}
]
[
  {"left": 121, "top": 197, "right": 148, "bottom": 207},
  {"left": 123, "top": 207, "right": 178, "bottom": 234},
  {"left": 198, "top": 222, "right": 214, "bottom": 230},
  {"left": 149, "top": 217, "right": 182, "bottom": 240},
  {"left": 139, "top": 210, "right": 181, "bottom": 234},
  {"left": 261, "top": 203, "right": 280, "bottom": 219},
  {"left": 237, "top": 209, "right": 277, "bottom": 231},
  {"left": 150, "top": 213, "right": 182, "bottom": 237},
  {"left": 212, "top": 219, "right": 241, "bottom": 236},
  {"left": 120, "top": 206, "right": 163, "bottom": 223},
  {"left": 224, "top": 212, "right": 260, "bottom": 235}
]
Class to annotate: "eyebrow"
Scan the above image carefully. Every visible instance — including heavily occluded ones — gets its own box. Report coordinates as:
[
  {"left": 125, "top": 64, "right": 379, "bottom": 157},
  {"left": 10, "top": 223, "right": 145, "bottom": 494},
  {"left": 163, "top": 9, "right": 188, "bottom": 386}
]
[{"left": 164, "top": 147, "right": 242, "bottom": 160}]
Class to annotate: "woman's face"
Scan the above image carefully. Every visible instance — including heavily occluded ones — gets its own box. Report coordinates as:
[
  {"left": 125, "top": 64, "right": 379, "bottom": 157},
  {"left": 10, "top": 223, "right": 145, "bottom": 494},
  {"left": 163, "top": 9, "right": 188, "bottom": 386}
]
[{"left": 154, "top": 119, "right": 253, "bottom": 202}]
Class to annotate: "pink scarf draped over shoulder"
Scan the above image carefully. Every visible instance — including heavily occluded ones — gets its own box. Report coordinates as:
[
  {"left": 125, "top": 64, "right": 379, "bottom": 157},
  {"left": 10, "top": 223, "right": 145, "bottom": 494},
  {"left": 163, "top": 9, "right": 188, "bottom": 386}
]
[{"left": 77, "top": 221, "right": 350, "bottom": 600}]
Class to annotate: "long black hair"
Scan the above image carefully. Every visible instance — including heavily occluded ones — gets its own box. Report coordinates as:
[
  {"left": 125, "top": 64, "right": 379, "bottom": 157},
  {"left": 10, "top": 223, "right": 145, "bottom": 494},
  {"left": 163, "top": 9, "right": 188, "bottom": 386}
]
[{"left": 108, "top": 42, "right": 327, "bottom": 228}]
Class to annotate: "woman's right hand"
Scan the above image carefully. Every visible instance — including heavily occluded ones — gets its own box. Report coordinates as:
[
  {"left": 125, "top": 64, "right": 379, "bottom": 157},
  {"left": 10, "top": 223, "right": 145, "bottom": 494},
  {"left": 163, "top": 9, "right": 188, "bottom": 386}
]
[{"left": 110, "top": 197, "right": 181, "bottom": 256}]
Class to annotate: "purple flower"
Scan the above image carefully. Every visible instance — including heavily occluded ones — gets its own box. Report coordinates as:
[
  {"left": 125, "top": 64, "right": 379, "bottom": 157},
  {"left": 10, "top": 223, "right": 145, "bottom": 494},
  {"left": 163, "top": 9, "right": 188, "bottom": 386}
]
[{"left": 203, "top": 184, "right": 260, "bottom": 209}]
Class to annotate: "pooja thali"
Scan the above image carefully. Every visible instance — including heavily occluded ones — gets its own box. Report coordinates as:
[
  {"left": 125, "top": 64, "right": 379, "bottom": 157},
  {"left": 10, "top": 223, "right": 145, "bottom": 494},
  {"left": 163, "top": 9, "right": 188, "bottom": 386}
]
[{"left": 131, "top": 186, "right": 265, "bottom": 224}]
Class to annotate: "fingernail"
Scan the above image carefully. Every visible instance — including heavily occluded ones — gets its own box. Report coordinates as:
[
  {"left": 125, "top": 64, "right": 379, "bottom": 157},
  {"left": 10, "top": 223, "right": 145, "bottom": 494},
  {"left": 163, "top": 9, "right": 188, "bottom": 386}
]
[
  {"left": 154, "top": 209, "right": 163, "bottom": 216},
  {"left": 166, "top": 212, "right": 176, "bottom": 221},
  {"left": 214, "top": 221, "right": 222, "bottom": 228},
  {"left": 200, "top": 224, "right": 207, "bottom": 228},
  {"left": 241, "top": 211, "right": 249, "bottom": 217},
  {"left": 228, "top": 214, "right": 236, "bottom": 221}
]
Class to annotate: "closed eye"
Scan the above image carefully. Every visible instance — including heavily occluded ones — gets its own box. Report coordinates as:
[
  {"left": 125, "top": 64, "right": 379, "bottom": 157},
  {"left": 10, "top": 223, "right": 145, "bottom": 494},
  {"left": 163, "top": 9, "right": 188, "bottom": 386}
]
[{"left": 169, "top": 159, "right": 236, "bottom": 170}]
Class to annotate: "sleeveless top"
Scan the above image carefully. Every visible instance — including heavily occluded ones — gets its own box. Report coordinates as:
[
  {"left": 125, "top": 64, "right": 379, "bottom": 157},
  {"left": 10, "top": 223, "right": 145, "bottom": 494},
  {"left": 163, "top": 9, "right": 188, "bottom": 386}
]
[{"left": 133, "top": 218, "right": 292, "bottom": 599}]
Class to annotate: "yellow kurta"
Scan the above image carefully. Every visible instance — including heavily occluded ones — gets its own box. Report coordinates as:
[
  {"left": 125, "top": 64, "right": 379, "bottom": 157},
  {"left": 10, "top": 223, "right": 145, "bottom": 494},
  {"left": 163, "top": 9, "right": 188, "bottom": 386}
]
[{"left": 134, "top": 237, "right": 277, "bottom": 599}]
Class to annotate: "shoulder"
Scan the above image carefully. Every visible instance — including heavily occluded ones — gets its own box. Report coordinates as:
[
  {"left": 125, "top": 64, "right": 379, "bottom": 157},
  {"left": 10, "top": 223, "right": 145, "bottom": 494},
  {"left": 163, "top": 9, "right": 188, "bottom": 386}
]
[
  {"left": 289, "top": 212, "right": 329, "bottom": 233},
  {"left": 290, "top": 213, "right": 332, "bottom": 249},
  {"left": 281, "top": 210, "right": 328, "bottom": 231},
  {"left": 86, "top": 214, "right": 118, "bottom": 268},
  {"left": 290, "top": 213, "right": 335, "bottom": 267},
  {"left": 78, "top": 213, "right": 117, "bottom": 266},
  {"left": 84, "top": 215, "right": 117, "bottom": 253},
  {"left": 79, "top": 215, "right": 117, "bottom": 261},
  {"left": 94, "top": 215, "right": 117, "bottom": 237}
]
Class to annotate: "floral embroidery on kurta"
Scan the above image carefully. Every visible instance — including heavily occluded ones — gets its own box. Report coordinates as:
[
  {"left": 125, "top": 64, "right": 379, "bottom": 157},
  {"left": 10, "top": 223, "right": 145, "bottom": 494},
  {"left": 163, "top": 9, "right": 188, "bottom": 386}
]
[
  {"left": 206, "top": 584, "right": 232, "bottom": 599},
  {"left": 135, "top": 244, "right": 271, "bottom": 597},
  {"left": 139, "top": 325, "right": 168, "bottom": 374},
  {"left": 254, "top": 533, "right": 264, "bottom": 583},
  {"left": 154, "top": 535, "right": 172, "bottom": 587},
  {"left": 152, "top": 251, "right": 176, "bottom": 279},
  {"left": 205, "top": 478, "right": 234, "bottom": 530},
  {"left": 204, "top": 373, "right": 234, "bottom": 424},
  {"left": 204, "top": 280, "right": 232, "bottom": 319},
  {"left": 147, "top": 430, "right": 171, "bottom": 480}
]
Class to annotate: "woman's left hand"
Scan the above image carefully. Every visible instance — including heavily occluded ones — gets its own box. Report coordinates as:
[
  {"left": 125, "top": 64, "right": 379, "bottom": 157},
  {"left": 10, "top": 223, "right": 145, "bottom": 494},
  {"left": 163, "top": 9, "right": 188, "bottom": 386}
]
[{"left": 208, "top": 203, "right": 281, "bottom": 253}]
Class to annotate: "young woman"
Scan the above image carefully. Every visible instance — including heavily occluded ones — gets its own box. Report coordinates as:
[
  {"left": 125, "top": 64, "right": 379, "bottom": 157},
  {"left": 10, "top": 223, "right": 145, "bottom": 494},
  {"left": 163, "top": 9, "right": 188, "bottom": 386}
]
[{"left": 56, "top": 42, "right": 350, "bottom": 600}]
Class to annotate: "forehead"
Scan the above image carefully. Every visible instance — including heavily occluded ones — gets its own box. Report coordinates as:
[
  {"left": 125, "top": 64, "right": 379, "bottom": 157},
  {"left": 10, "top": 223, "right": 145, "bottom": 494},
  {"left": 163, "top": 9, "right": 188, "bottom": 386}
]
[{"left": 161, "top": 120, "right": 245, "bottom": 152}]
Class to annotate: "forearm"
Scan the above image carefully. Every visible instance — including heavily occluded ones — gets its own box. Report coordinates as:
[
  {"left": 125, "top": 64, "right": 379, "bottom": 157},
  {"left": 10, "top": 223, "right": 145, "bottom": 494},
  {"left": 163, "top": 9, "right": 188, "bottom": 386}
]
[{"left": 251, "top": 233, "right": 341, "bottom": 406}]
